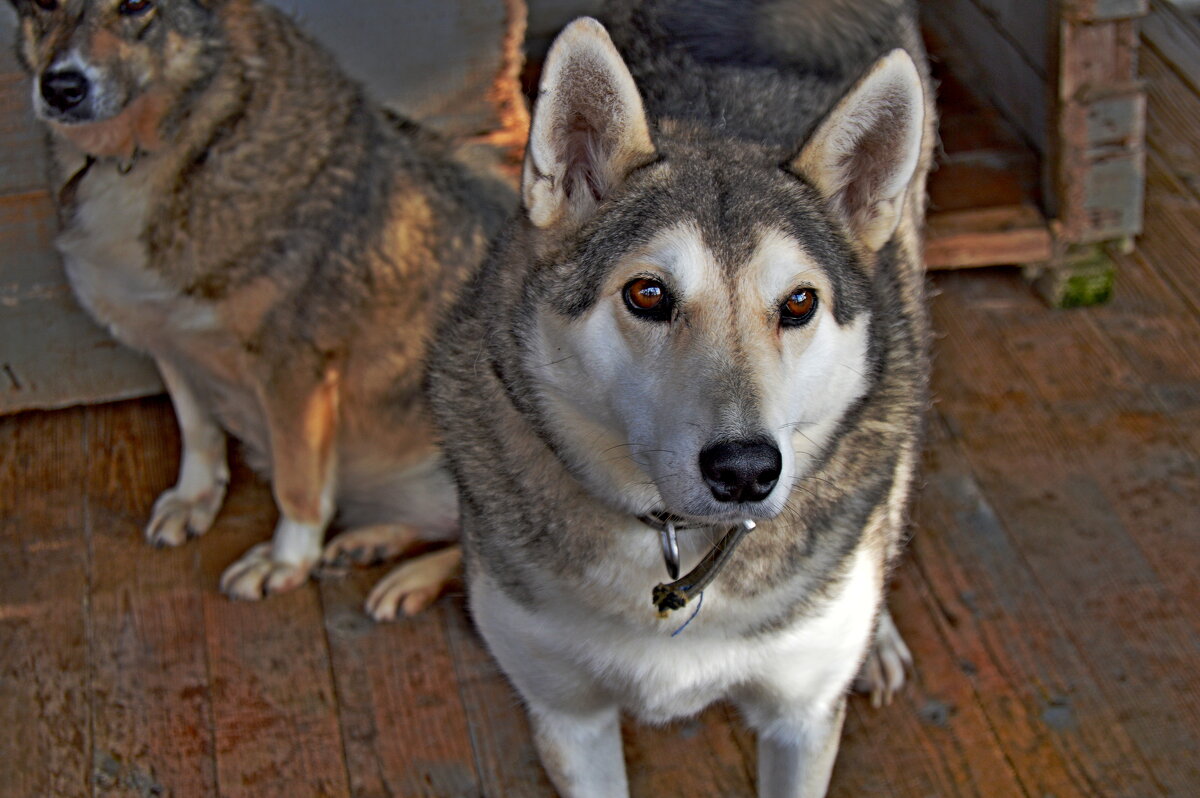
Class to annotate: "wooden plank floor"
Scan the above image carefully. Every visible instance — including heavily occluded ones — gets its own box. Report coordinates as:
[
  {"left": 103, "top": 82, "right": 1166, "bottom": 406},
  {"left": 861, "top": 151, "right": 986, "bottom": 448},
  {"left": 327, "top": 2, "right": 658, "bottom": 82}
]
[
  {"left": 5, "top": 233, "right": 1198, "bottom": 798},
  {"left": 4, "top": 33, "right": 1200, "bottom": 798}
]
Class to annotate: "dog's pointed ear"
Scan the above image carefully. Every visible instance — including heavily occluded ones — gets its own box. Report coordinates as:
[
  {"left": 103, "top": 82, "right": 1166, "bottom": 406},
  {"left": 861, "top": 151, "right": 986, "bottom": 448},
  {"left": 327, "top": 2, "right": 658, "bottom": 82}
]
[
  {"left": 522, "top": 17, "right": 656, "bottom": 229},
  {"left": 792, "top": 49, "right": 926, "bottom": 252}
]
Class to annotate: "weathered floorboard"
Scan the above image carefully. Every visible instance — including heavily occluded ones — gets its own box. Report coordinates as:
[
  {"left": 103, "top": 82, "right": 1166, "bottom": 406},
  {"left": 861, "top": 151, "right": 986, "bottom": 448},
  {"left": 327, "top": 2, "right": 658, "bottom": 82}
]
[
  {"left": 321, "top": 573, "right": 482, "bottom": 798},
  {"left": 0, "top": 408, "right": 91, "bottom": 798},
  {"left": 197, "top": 463, "right": 351, "bottom": 798},
  {"left": 930, "top": 270, "right": 1200, "bottom": 795},
  {"left": 84, "top": 398, "right": 218, "bottom": 797}
]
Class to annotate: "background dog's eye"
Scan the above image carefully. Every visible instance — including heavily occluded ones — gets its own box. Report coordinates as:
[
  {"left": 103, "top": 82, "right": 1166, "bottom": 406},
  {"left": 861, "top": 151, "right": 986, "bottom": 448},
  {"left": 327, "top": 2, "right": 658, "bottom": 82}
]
[
  {"left": 34, "top": 0, "right": 57, "bottom": 10},
  {"left": 780, "top": 289, "right": 818, "bottom": 327},
  {"left": 118, "top": 0, "right": 154, "bottom": 15},
  {"left": 623, "top": 278, "right": 672, "bottom": 322}
]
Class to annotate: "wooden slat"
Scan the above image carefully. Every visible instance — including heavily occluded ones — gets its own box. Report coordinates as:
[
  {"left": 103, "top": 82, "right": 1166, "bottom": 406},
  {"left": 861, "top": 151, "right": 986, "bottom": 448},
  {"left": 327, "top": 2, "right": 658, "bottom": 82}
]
[
  {"left": 1062, "top": 0, "right": 1149, "bottom": 21},
  {"left": 1142, "top": 0, "right": 1200, "bottom": 97},
  {"left": 927, "top": 158, "right": 1040, "bottom": 215},
  {"left": 1140, "top": 43, "right": 1200, "bottom": 202},
  {"left": 85, "top": 398, "right": 219, "bottom": 797},
  {"left": 198, "top": 465, "right": 351, "bottom": 798},
  {"left": 1054, "top": 15, "right": 1147, "bottom": 243},
  {"left": 1137, "top": 148, "right": 1200, "bottom": 319},
  {"left": 925, "top": 204, "right": 1053, "bottom": 268},
  {"left": 1058, "top": 19, "right": 1140, "bottom": 100},
  {"left": 966, "top": 0, "right": 1052, "bottom": 77},
  {"left": 924, "top": 0, "right": 1049, "bottom": 153},
  {"left": 0, "top": 407, "right": 91, "bottom": 797},
  {"left": 321, "top": 573, "right": 482, "bottom": 797}
]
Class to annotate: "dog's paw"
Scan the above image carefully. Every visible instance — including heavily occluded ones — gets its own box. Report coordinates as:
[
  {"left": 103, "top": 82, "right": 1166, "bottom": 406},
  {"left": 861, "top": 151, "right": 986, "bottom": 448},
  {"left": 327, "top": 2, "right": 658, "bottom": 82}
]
[
  {"left": 220, "top": 543, "right": 315, "bottom": 600},
  {"left": 145, "top": 483, "right": 226, "bottom": 548},
  {"left": 365, "top": 545, "right": 462, "bottom": 621},
  {"left": 320, "top": 524, "right": 419, "bottom": 570},
  {"left": 854, "top": 608, "right": 913, "bottom": 708}
]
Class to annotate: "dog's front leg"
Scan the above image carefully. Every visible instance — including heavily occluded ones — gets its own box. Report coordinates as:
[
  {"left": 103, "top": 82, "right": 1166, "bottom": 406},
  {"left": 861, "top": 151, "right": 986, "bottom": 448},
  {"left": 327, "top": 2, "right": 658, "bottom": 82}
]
[
  {"left": 527, "top": 700, "right": 627, "bottom": 798},
  {"left": 471, "top": 581, "right": 629, "bottom": 797},
  {"left": 750, "top": 695, "right": 847, "bottom": 798},
  {"left": 146, "top": 359, "right": 230, "bottom": 547},
  {"left": 221, "top": 364, "right": 340, "bottom": 599}
]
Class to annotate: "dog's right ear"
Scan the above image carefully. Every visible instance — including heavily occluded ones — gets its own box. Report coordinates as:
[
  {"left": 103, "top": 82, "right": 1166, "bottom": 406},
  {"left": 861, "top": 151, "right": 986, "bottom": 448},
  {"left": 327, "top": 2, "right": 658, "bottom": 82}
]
[
  {"left": 791, "top": 49, "right": 926, "bottom": 253},
  {"left": 522, "top": 17, "right": 656, "bottom": 229}
]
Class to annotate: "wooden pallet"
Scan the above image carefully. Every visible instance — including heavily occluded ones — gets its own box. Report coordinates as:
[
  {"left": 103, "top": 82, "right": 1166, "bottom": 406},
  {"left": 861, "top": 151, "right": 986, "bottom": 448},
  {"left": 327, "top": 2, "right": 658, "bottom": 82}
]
[{"left": 923, "top": 0, "right": 1148, "bottom": 307}]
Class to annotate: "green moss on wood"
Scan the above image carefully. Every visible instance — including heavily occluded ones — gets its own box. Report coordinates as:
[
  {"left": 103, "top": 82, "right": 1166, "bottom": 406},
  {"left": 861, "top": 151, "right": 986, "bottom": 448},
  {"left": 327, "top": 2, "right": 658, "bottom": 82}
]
[{"left": 1033, "top": 245, "right": 1118, "bottom": 308}]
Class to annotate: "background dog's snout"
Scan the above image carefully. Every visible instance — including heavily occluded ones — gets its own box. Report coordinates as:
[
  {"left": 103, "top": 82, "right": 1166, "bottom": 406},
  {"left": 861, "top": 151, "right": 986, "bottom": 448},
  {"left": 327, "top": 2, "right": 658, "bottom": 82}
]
[
  {"left": 699, "top": 439, "right": 782, "bottom": 503},
  {"left": 40, "top": 69, "right": 90, "bottom": 113}
]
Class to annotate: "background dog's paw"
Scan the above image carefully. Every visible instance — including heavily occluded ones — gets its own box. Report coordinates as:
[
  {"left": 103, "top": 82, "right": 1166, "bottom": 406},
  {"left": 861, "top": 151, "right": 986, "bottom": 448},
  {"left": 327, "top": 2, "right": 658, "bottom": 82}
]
[
  {"left": 365, "top": 545, "right": 462, "bottom": 621},
  {"left": 145, "top": 484, "right": 226, "bottom": 547},
  {"left": 220, "top": 543, "right": 314, "bottom": 600},
  {"left": 854, "top": 608, "right": 913, "bottom": 708},
  {"left": 320, "top": 524, "right": 419, "bottom": 570}
]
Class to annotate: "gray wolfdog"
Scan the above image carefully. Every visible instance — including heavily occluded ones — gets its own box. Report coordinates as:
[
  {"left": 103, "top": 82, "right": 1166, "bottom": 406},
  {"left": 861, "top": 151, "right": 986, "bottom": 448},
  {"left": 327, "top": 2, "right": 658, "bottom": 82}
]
[
  {"left": 8, "top": 0, "right": 512, "bottom": 605},
  {"left": 425, "top": 0, "right": 935, "bottom": 794}
]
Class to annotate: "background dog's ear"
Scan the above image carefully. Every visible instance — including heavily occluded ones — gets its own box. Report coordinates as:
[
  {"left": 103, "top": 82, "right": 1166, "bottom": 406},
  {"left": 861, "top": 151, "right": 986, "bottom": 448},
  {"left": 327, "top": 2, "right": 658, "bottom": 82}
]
[
  {"left": 791, "top": 49, "right": 926, "bottom": 252},
  {"left": 522, "top": 17, "right": 656, "bottom": 229}
]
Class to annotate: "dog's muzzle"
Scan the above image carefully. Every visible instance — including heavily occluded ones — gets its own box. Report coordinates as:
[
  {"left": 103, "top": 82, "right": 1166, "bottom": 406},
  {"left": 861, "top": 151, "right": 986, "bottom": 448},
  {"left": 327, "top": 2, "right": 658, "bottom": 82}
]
[{"left": 40, "top": 69, "right": 91, "bottom": 116}]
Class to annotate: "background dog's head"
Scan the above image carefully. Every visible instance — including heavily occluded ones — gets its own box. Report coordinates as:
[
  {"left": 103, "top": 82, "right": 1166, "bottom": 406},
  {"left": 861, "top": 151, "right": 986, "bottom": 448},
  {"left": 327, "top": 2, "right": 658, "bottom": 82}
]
[
  {"left": 8, "top": 0, "right": 223, "bottom": 154},
  {"left": 514, "top": 18, "right": 926, "bottom": 524}
]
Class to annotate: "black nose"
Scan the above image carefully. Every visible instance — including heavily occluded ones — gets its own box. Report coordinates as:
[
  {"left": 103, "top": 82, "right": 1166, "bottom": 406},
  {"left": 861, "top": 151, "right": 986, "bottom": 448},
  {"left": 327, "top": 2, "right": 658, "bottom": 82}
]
[
  {"left": 699, "top": 439, "right": 782, "bottom": 503},
  {"left": 40, "top": 69, "right": 89, "bottom": 112}
]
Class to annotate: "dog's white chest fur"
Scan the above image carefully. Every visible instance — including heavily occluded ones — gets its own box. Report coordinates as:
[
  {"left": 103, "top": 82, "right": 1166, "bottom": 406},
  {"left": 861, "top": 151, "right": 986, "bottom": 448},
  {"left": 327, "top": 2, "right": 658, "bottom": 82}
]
[
  {"left": 473, "top": 543, "right": 880, "bottom": 725},
  {"left": 57, "top": 163, "right": 215, "bottom": 352}
]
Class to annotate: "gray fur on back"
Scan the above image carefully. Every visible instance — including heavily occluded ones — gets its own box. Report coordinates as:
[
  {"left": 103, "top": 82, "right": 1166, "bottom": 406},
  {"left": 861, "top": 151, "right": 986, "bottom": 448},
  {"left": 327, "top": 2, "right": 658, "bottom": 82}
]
[{"left": 602, "top": 0, "right": 923, "bottom": 148}]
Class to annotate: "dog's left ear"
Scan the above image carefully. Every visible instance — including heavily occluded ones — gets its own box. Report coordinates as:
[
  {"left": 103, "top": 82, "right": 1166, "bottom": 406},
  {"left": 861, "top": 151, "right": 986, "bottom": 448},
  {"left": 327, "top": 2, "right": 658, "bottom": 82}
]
[
  {"left": 522, "top": 17, "right": 656, "bottom": 229},
  {"left": 792, "top": 49, "right": 926, "bottom": 252}
]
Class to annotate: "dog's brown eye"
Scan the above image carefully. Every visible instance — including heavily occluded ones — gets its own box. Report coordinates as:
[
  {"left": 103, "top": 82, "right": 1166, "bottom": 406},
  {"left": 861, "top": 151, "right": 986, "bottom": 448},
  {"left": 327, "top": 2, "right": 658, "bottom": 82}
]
[
  {"left": 118, "top": 0, "right": 154, "bottom": 15},
  {"left": 780, "top": 288, "right": 818, "bottom": 328},
  {"left": 623, "top": 278, "right": 672, "bottom": 322}
]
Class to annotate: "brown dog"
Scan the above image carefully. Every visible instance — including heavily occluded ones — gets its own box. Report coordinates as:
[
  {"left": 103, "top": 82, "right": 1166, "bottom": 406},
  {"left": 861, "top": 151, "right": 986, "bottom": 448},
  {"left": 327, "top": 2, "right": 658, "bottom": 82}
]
[{"left": 9, "top": 0, "right": 513, "bottom": 606}]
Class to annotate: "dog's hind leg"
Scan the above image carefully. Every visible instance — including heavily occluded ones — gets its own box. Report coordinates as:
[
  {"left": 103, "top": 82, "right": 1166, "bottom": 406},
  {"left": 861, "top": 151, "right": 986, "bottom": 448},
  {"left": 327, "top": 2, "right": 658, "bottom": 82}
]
[
  {"left": 146, "top": 359, "right": 230, "bottom": 547},
  {"left": 320, "top": 523, "right": 423, "bottom": 569},
  {"left": 221, "top": 363, "right": 340, "bottom": 599},
  {"left": 853, "top": 604, "right": 913, "bottom": 707},
  {"left": 365, "top": 544, "right": 462, "bottom": 620}
]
